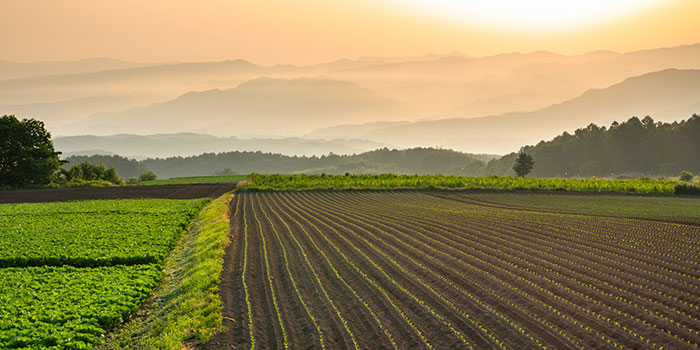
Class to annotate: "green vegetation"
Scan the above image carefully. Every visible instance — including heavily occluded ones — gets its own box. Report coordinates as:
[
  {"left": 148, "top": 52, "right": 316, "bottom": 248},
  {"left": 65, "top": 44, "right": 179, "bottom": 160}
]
[
  {"left": 135, "top": 174, "right": 247, "bottom": 185},
  {"left": 679, "top": 170, "right": 694, "bottom": 182},
  {"left": 512, "top": 152, "right": 535, "bottom": 177},
  {"left": 104, "top": 193, "right": 234, "bottom": 349},
  {"left": 138, "top": 171, "right": 158, "bottom": 182},
  {"left": 66, "top": 148, "right": 494, "bottom": 179},
  {"left": 0, "top": 115, "right": 64, "bottom": 188},
  {"left": 0, "top": 197, "right": 216, "bottom": 349},
  {"left": 58, "top": 161, "right": 124, "bottom": 187},
  {"left": 0, "top": 265, "right": 161, "bottom": 349},
  {"left": 64, "top": 155, "right": 149, "bottom": 180},
  {"left": 63, "top": 115, "right": 700, "bottom": 180},
  {"left": 491, "top": 114, "right": 700, "bottom": 177},
  {"left": 674, "top": 183, "right": 700, "bottom": 195},
  {"left": 239, "top": 173, "right": 682, "bottom": 194},
  {"left": 0, "top": 198, "right": 209, "bottom": 267}
]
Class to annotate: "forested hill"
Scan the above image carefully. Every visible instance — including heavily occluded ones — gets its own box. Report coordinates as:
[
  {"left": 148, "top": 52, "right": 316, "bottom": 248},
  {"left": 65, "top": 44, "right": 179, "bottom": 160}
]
[
  {"left": 65, "top": 114, "right": 700, "bottom": 179},
  {"left": 489, "top": 114, "right": 700, "bottom": 177},
  {"left": 64, "top": 148, "right": 499, "bottom": 179}
]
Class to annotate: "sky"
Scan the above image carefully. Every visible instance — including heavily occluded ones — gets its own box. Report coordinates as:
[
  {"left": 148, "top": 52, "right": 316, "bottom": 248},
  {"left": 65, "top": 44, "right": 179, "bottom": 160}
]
[{"left": 1, "top": 0, "right": 699, "bottom": 65}]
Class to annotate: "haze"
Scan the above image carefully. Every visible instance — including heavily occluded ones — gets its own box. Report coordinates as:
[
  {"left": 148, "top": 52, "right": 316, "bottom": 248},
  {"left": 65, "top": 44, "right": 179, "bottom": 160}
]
[{"left": 1, "top": 0, "right": 699, "bottom": 155}]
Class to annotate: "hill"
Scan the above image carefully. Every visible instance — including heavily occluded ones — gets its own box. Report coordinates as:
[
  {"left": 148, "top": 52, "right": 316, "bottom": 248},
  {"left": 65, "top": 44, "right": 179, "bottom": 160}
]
[
  {"left": 4, "top": 44, "right": 700, "bottom": 138},
  {"left": 65, "top": 115, "right": 700, "bottom": 179},
  {"left": 487, "top": 114, "right": 700, "bottom": 177},
  {"left": 319, "top": 69, "right": 700, "bottom": 154},
  {"left": 62, "top": 77, "right": 412, "bottom": 136},
  {"left": 64, "top": 148, "right": 496, "bottom": 179},
  {"left": 53, "top": 133, "right": 391, "bottom": 158}
]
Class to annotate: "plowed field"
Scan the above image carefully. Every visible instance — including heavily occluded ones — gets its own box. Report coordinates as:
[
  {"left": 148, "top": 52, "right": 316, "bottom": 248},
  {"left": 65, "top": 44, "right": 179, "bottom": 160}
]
[{"left": 210, "top": 191, "right": 700, "bottom": 349}]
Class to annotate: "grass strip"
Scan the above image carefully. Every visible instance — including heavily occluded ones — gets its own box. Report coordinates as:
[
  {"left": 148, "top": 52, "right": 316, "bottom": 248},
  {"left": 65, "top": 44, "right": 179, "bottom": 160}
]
[{"left": 102, "top": 193, "right": 234, "bottom": 349}]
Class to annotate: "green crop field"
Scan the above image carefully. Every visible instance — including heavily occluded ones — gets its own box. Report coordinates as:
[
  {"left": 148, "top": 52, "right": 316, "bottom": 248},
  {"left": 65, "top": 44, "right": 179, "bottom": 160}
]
[
  {"left": 240, "top": 173, "right": 695, "bottom": 194},
  {"left": 0, "top": 198, "right": 211, "bottom": 349},
  {"left": 136, "top": 175, "right": 247, "bottom": 186},
  {"left": 0, "top": 265, "right": 160, "bottom": 349},
  {"left": 0, "top": 198, "right": 209, "bottom": 267}
]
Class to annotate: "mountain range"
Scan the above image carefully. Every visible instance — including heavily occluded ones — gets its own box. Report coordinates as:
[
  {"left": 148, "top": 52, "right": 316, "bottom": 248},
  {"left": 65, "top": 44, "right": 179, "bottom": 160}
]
[
  {"left": 53, "top": 133, "right": 392, "bottom": 158},
  {"left": 310, "top": 69, "right": 700, "bottom": 154},
  {"left": 2, "top": 43, "right": 700, "bottom": 155}
]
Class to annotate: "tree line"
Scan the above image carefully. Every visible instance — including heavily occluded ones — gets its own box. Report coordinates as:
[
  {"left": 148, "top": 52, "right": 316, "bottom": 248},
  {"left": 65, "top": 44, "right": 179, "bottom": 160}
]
[{"left": 2, "top": 114, "right": 699, "bottom": 189}]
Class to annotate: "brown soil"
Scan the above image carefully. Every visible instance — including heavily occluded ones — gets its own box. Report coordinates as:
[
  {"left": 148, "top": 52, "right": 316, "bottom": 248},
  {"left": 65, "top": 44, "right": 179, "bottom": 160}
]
[
  {"left": 0, "top": 183, "right": 237, "bottom": 204},
  {"left": 205, "top": 191, "right": 700, "bottom": 350}
]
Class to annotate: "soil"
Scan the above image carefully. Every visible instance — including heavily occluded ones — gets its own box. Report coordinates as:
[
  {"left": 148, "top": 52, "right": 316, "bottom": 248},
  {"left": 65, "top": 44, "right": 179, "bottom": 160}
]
[{"left": 204, "top": 191, "right": 700, "bottom": 350}]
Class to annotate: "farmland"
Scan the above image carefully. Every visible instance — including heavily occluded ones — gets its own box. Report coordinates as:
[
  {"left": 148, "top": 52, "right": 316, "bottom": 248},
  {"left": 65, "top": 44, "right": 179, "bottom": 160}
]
[
  {"left": 0, "top": 198, "right": 209, "bottom": 267},
  {"left": 136, "top": 175, "right": 247, "bottom": 186},
  {"left": 240, "top": 173, "right": 691, "bottom": 194},
  {"left": 0, "top": 198, "right": 212, "bottom": 349},
  {"left": 213, "top": 191, "right": 700, "bottom": 349}
]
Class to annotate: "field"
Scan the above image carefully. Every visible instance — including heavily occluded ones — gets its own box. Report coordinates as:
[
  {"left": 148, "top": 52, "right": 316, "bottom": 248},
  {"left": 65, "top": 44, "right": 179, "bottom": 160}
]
[
  {"left": 241, "top": 173, "right": 697, "bottom": 194},
  {"left": 136, "top": 175, "right": 247, "bottom": 186},
  {"left": 212, "top": 191, "right": 700, "bottom": 349},
  {"left": 0, "top": 198, "right": 210, "bottom": 349},
  {"left": 0, "top": 198, "right": 209, "bottom": 267},
  {"left": 0, "top": 183, "right": 236, "bottom": 204}
]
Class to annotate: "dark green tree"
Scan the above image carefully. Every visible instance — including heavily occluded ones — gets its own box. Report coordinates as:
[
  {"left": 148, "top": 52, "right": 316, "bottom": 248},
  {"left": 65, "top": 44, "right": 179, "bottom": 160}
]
[
  {"left": 61, "top": 162, "right": 124, "bottom": 185},
  {"left": 0, "top": 115, "right": 63, "bottom": 187},
  {"left": 138, "top": 171, "right": 157, "bottom": 182},
  {"left": 512, "top": 152, "right": 535, "bottom": 177}
]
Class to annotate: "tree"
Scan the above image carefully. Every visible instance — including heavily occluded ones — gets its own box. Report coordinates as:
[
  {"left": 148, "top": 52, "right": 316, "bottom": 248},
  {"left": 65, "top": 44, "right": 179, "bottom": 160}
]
[
  {"left": 61, "top": 162, "right": 124, "bottom": 185},
  {"left": 0, "top": 115, "right": 63, "bottom": 187},
  {"left": 512, "top": 152, "right": 535, "bottom": 177},
  {"left": 138, "top": 171, "right": 157, "bottom": 182},
  {"left": 679, "top": 170, "right": 694, "bottom": 182}
]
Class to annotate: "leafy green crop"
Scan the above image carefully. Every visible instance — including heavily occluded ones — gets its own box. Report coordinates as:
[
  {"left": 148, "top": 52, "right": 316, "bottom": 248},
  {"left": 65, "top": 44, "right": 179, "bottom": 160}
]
[
  {"left": 0, "top": 198, "right": 209, "bottom": 267},
  {"left": 0, "top": 265, "right": 161, "bottom": 349}
]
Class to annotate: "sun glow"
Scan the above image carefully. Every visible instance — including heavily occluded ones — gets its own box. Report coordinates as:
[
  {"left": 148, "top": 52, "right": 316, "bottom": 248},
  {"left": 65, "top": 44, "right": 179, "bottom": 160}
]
[{"left": 389, "top": 0, "right": 666, "bottom": 29}]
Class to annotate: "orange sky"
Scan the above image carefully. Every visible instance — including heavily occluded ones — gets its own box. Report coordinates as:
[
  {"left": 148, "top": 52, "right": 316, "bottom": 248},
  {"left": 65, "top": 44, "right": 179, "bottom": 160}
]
[{"left": 1, "top": 0, "right": 699, "bottom": 65}]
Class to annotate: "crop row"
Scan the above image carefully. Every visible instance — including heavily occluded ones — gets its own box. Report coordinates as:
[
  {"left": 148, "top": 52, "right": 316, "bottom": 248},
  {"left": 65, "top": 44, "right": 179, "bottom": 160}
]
[
  {"left": 230, "top": 191, "right": 699, "bottom": 349},
  {"left": 322, "top": 191, "right": 700, "bottom": 348}
]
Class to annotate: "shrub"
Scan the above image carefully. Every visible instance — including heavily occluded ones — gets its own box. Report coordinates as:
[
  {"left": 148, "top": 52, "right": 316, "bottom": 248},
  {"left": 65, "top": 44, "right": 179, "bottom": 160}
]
[
  {"left": 60, "top": 162, "right": 124, "bottom": 185},
  {"left": 674, "top": 183, "right": 700, "bottom": 195},
  {"left": 138, "top": 171, "right": 158, "bottom": 182},
  {"left": 679, "top": 170, "right": 694, "bottom": 182}
]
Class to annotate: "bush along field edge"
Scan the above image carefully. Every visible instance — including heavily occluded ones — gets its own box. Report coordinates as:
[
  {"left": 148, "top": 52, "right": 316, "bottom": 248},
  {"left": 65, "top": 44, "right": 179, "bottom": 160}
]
[
  {"left": 101, "top": 192, "right": 235, "bottom": 349},
  {"left": 235, "top": 173, "right": 700, "bottom": 195}
]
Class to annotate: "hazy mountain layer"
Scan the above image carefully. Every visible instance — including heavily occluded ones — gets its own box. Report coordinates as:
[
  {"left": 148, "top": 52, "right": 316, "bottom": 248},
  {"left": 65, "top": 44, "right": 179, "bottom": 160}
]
[
  {"left": 315, "top": 69, "right": 700, "bottom": 154},
  {"left": 66, "top": 112, "right": 699, "bottom": 180},
  {"left": 53, "top": 133, "right": 392, "bottom": 158},
  {"left": 0, "top": 58, "right": 155, "bottom": 80},
  {"left": 62, "top": 77, "right": 412, "bottom": 137},
  {"left": 2, "top": 44, "right": 699, "bottom": 140}
]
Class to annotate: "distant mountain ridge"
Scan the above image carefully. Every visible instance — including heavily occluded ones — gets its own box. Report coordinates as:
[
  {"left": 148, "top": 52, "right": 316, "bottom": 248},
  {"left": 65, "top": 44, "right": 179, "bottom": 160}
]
[
  {"left": 53, "top": 132, "right": 393, "bottom": 158},
  {"left": 2, "top": 43, "right": 700, "bottom": 146},
  {"left": 312, "top": 68, "right": 700, "bottom": 154},
  {"left": 62, "top": 77, "right": 412, "bottom": 137}
]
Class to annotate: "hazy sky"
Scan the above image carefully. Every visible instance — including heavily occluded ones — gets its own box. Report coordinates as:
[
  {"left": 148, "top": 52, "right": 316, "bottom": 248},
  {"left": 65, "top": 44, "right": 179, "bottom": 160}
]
[{"left": 1, "top": 0, "right": 699, "bottom": 65}]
